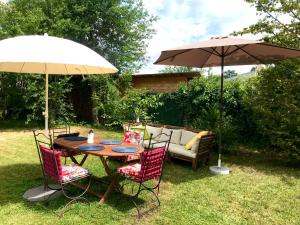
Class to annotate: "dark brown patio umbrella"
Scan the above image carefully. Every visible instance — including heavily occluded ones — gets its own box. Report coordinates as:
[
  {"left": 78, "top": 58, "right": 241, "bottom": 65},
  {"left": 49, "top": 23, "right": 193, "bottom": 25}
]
[{"left": 154, "top": 36, "right": 300, "bottom": 175}]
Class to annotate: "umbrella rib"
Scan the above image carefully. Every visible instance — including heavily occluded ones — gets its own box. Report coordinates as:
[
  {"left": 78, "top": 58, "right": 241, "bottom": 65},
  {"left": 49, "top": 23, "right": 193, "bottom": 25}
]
[
  {"left": 83, "top": 65, "right": 89, "bottom": 75},
  {"left": 64, "top": 64, "right": 69, "bottom": 74},
  {"left": 223, "top": 44, "right": 265, "bottom": 64},
  {"left": 19, "top": 62, "right": 26, "bottom": 73},
  {"left": 238, "top": 47, "right": 266, "bottom": 64},
  {"left": 199, "top": 47, "right": 221, "bottom": 57},
  {"left": 224, "top": 44, "right": 248, "bottom": 56},
  {"left": 224, "top": 46, "right": 231, "bottom": 56},
  {"left": 197, "top": 48, "right": 215, "bottom": 67}
]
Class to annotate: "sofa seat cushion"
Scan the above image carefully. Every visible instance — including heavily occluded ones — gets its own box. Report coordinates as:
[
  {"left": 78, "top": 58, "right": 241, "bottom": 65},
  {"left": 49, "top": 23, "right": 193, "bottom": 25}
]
[
  {"left": 180, "top": 130, "right": 197, "bottom": 146},
  {"left": 168, "top": 143, "right": 196, "bottom": 159},
  {"left": 145, "top": 125, "right": 162, "bottom": 140},
  {"left": 160, "top": 128, "right": 182, "bottom": 145}
]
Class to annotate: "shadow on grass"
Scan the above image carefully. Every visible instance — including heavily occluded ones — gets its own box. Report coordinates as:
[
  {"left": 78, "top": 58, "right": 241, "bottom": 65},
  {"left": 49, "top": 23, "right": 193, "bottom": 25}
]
[
  {"left": 0, "top": 120, "right": 40, "bottom": 132},
  {"left": 0, "top": 163, "right": 137, "bottom": 214}
]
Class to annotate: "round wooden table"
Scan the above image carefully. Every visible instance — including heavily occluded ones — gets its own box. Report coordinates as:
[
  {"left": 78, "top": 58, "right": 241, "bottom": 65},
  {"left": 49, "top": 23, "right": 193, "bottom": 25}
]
[
  {"left": 54, "top": 137, "right": 144, "bottom": 203},
  {"left": 54, "top": 137, "right": 144, "bottom": 157}
]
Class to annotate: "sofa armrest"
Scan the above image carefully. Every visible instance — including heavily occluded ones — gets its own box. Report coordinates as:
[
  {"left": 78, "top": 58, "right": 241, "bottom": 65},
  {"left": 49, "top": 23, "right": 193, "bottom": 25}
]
[{"left": 196, "top": 134, "right": 216, "bottom": 156}]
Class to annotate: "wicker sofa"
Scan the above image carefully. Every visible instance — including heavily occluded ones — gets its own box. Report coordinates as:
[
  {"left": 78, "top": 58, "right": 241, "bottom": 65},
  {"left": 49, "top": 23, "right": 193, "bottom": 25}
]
[{"left": 124, "top": 122, "right": 215, "bottom": 170}]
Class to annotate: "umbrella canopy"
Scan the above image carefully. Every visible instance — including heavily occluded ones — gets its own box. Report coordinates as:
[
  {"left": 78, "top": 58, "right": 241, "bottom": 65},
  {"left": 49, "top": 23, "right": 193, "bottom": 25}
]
[
  {"left": 154, "top": 36, "right": 300, "bottom": 67},
  {"left": 154, "top": 36, "right": 300, "bottom": 174},
  {"left": 0, "top": 34, "right": 118, "bottom": 130},
  {"left": 0, "top": 34, "right": 117, "bottom": 74}
]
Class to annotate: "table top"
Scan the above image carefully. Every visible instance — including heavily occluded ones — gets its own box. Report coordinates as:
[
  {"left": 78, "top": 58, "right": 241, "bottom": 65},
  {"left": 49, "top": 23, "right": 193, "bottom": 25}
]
[{"left": 54, "top": 137, "right": 144, "bottom": 157}]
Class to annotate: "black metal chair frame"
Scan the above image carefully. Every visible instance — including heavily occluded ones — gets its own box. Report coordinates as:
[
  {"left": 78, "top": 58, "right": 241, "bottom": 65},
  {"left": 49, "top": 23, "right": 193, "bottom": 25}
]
[
  {"left": 118, "top": 131, "right": 173, "bottom": 218},
  {"left": 50, "top": 125, "right": 82, "bottom": 165},
  {"left": 33, "top": 130, "right": 91, "bottom": 216}
]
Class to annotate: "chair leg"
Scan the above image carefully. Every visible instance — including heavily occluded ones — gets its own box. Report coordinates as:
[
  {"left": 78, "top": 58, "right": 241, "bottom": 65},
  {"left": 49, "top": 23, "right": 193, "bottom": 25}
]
[
  {"left": 131, "top": 184, "right": 161, "bottom": 219},
  {"left": 59, "top": 176, "right": 91, "bottom": 216}
]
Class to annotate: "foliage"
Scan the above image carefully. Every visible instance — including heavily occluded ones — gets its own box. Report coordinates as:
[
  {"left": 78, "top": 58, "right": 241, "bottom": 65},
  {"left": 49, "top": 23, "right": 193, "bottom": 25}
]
[
  {"left": 232, "top": 0, "right": 300, "bottom": 158},
  {"left": 246, "top": 61, "right": 300, "bottom": 159},
  {"left": 0, "top": 0, "right": 155, "bottom": 124},
  {"left": 88, "top": 75, "right": 122, "bottom": 127},
  {"left": 0, "top": 0, "right": 156, "bottom": 72},
  {"left": 159, "top": 65, "right": 202, "bottom": 73},
  {"left": 120, "top": 88, "right": 163, "bottom": 122},
  {"left": 0, "top": 73, "right": 74, "bottom": 125},
  {"left": 152, "top": 76, "right": 244, "bottom": 145},
  {"left": 224, "top": 69, "right": 238, "bottom": 79},
  {"left": 234, "top": 0, "right": 299, "bottom": 48}
]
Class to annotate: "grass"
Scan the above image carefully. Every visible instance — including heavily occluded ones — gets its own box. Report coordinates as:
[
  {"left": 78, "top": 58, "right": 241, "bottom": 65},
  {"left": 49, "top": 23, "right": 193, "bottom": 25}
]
[{"left": 0, "top": 125, "right": 299, "bottom": 225}]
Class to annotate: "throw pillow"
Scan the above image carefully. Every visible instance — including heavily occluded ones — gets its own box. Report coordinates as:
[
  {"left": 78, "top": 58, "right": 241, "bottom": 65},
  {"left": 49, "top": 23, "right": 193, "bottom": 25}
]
[
  {"left": 160, "top": 128, "right": 182, "bottom": 144},
  {"left": 123, "top": 131, "right": 144, "bottom": 146},
  {"left": 131, "top": 125, "right": 149, "bottom": 140},
  {"left": 145, "top": 125, "right": 162, "bottom": 140},
  {"left": 180, "top": 130, "right": 197, "bottom": 146},
  {"left": 185, "top": 131, "right": 210, "bottom": 150}
]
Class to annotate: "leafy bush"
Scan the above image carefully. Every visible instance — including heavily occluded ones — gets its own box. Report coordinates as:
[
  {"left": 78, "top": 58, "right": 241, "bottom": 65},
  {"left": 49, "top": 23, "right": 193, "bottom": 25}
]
[
  {"left": 247, "top": 60, "right": 300, "bottom": 159},
  {"left": 120, "top": 89, "right": 163, "bottom": 122},
  {"left": 0, "top": 73, "right": 75, "bottom": 126}
]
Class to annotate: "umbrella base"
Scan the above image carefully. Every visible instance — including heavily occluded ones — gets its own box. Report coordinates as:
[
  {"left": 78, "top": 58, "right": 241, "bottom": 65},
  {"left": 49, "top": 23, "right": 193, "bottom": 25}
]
[
  {"left": 209, "top": 166, "right": 230, "bottom": 175},
  {"left": 23, "top": 185, "right": 62, "bottom": 202}
]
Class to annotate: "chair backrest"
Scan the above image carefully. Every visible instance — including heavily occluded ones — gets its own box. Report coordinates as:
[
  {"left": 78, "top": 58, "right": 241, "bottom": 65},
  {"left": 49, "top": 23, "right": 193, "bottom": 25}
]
[
  {"left": 39, "top": 145, "right": 63, "bottom": 182},
  {"left": 139, "top": 131, "right": 173, "bottom": 182},
  {"left": 33, "top": 130, "right": 52, "bottom": 178},
  {"left": 140, "top": 147, "right": 167, "bottom": 182},
  {"left": 51, "top": 125, "right": 71, "bottom": 139}
]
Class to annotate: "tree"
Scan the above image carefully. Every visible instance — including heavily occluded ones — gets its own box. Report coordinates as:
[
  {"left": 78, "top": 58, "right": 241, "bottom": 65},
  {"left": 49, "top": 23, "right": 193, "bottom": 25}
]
[
  {"left": 224, "top": 70, "right": 238, "bottom": 79},
  {"left": 159, "top": 66, "right": 202, "bottom": 74},
  {"left": 234, "top": 0, "right": 299, "bottom": 48},
  {"left": 234, "top": 0, "right": 300, "bottom": 159},
  {"left": 0, "top": 0, "right": 156, "bottom": 72},
  {"left": 0, "top": 0, "right": 155, "bottom": 124}
]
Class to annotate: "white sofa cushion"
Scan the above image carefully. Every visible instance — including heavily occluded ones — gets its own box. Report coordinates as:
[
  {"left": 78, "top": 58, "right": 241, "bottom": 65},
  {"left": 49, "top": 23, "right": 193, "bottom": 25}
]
[
  {"left": 160, "top": 128, "right": 182, "bottom": 144},
  {"left": 180, "top": 130, "right": 197, "bottom": 145},
  {"left": 168, "top": 143, "right": 196, "bottom": 159},
  {"left": 190, "top": 139, "right": 200, "bottom": 153},
  {"left": 145, "top": 125, "right": 162, "bottom": 140}
]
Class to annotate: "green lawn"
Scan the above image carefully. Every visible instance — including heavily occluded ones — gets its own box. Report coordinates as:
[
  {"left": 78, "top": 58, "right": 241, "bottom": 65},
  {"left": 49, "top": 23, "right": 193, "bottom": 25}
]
[{"left": 0, "top": 126, "right": 299, "bottom": 225}]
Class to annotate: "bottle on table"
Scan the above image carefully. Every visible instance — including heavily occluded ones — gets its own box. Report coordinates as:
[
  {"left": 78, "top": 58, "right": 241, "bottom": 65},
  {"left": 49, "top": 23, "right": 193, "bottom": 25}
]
[{"left": 87, "top": 129, "right": 94, "bottom": 144}]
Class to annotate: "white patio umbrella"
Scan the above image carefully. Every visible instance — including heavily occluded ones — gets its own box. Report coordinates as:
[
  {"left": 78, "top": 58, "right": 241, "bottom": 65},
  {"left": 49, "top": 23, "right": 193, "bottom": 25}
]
[{"left": 0, "top": 34, "right": 118, "bottom": 130}]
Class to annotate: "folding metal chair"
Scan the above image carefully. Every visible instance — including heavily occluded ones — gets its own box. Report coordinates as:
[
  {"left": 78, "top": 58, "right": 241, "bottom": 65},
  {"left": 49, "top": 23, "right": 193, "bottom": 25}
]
[{"left": 116, "top": 131, "right": 172, "bottom": 218}]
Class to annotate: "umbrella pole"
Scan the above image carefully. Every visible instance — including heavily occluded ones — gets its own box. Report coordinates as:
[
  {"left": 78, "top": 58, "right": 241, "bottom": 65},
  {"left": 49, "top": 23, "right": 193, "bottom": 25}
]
[
  {"left": 209, "top": 47, "right": 229, "bottom": 175},
  {"left": 218, "top": 48, "right": 224, "bottom": 168},
  {"left": 45, "top": 69, "right": 49, "bottom": 132}
]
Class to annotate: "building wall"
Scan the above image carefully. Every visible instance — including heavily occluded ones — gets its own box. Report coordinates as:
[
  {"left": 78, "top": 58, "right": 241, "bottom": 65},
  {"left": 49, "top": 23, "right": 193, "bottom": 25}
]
[{"left": 132, "top": 73, "right": 199, "bottom": 92}]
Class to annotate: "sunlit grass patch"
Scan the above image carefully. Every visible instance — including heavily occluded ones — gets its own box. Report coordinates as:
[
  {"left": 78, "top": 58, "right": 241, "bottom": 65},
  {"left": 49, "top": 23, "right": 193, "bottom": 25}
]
[{"left": 0, "top": 125, "right": 299, "bottom": 225}]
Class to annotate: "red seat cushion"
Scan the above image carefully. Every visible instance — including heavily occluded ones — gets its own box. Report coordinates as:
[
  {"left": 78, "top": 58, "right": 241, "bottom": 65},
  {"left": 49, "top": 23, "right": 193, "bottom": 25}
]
[
  {"left": 61, "top": 164, "right": 89, "bottom": 183},
  {"left": 117, "top": 163, "right": 141, "bottom": 181},
  {"left": 126, "top": 153, "right": 141, "bottom": 162}
]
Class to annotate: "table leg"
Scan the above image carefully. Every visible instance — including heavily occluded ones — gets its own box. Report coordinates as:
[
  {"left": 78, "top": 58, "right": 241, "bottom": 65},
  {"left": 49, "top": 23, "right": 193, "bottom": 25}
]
[
  {"left": 79, "top": 154, "right": 88, "bottom": 166},
  {"left": 99, "top": 156, "right": 112, "bottom": 176},
  {"left": 99, "top": 174, "right": 118, "bottom": 204},
  {"left": 69, "top": 155, "right": 79, "bottom": 164}
]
